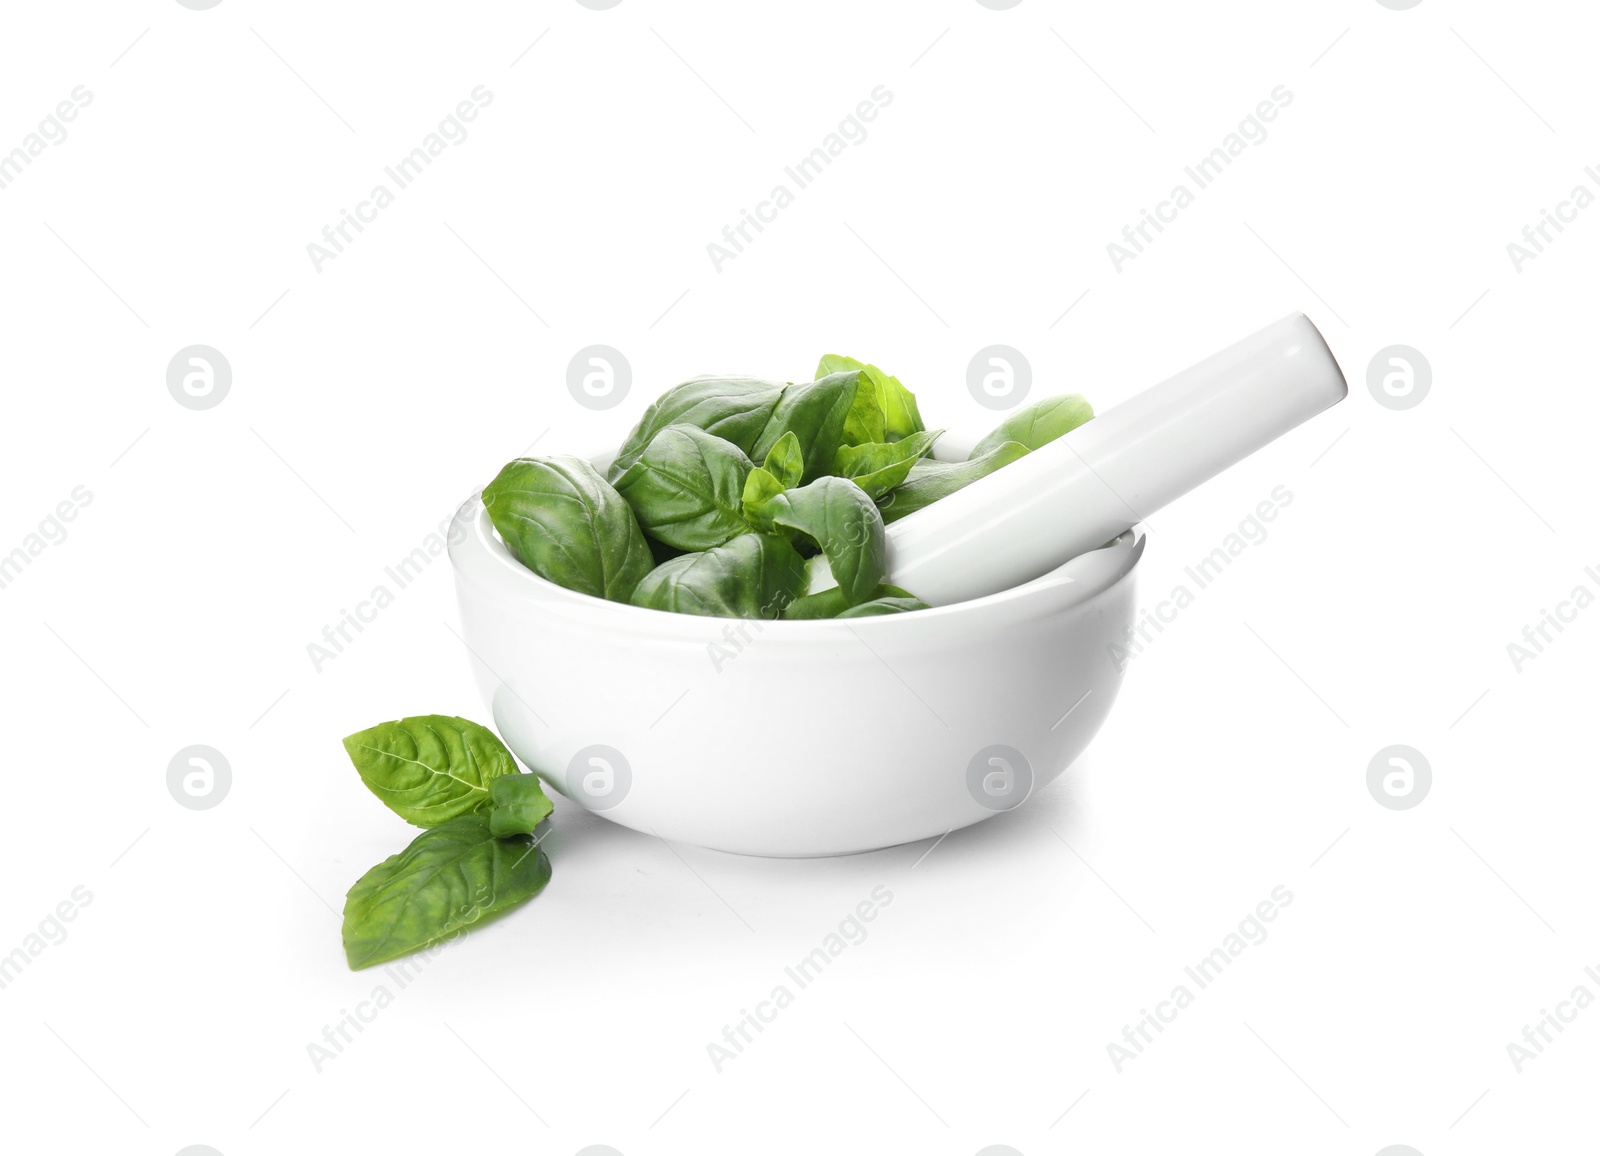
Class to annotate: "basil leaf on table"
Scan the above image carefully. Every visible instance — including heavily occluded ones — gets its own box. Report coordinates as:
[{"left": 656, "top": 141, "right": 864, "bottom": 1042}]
[
  {"left": 631, "top": 532, "right": 807, "bottom": 619},
  {"left": 750, "top": 371, "right": 859, "bottom": 483},
  {"left": 782, "top": 583, "right": 927, "bottom": 619},
  {"left": 342, "top": 814, "right": 551, "bottom": 970},
  {"left": 834, "top": 429, "right": 942, "bottom": 500},
  {"left": 483, "top": 455, "right": 655, "bottom": 601},
  {"left": 343, "top": 715, "right": 519, "bottom": 828},
  {"left": 759, "top": 476, "right": 886, "bottom": 605},
  {"left": 608, "top": 376, "right": 786, "bottom": 482},
  {"left": 614, "top": 425, "right": 754, "bottom": 551},
  {"left": 817, "top": 354, "right": 924, "bottom": 444},
  {"left": 878, "top": 439, "right": 1031, "bottom": 524},
  {"left": 970, "top": 394, "right": 1094, "bottom": 458},
  {"left": 488, "top": 773, "right": 555, "bottom": 838}
]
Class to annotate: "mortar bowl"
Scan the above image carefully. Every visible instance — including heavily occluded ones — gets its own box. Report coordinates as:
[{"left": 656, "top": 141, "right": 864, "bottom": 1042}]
[{"left": 448, "top": 493, "right": 1143, "bottom": 857}]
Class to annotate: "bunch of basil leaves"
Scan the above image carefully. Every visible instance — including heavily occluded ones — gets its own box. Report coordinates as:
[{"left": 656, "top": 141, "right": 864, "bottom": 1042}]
[{"left": 481, "top": 355, "right": 1093, "bottom": 619}]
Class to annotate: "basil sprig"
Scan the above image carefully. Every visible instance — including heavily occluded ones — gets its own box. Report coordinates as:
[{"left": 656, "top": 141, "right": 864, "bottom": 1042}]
[
  {"left": 484, "top": 357, "right": 1092, "bottom": 618},
  {"left": 340, "top": 716, "right": 555, "bottom": 970}
]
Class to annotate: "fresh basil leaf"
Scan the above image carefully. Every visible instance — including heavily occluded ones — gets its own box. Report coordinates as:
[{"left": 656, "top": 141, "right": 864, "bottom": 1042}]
[
  {"left": 834, "top": 429, "right": 943, "bottom": 500},
  {"left": 614, "top": 425, "right": 754, "bottom": 551},
  {"left": 342, "top": 814, "right": 551, "bottom": 971},
  {"left": 488, "top": 773, "right": 555, "bottom": 838},
  {"left": 970, "top": 394, "right": 1094, "bottom": 459},
  {"left": 740, "top": 432, "right": 805, "bottom": 524},
  {"left": 782, "top": 583, "right": 926, "bottom": 619},
  {"left": 751, "top": 372, "right": 858, "bottom": 483},
  {"left": 879, "top": 377, "right": 923, "bottom": 442},
  {"left": 780, "top": 586, "right": 851, "bottom": 620},
  {"left": 818, "top": 354, "right": 924, "bottom": 444},
  {"left": 878, "top": 440, "right": 1030, "bottom": 524},
  {"left": 483, "top": 455, "right": 655, "bottom": 601},
  {"left": 343, "top": 715, "right": 518, "bottom": 828},
  {"left": 608, "top": 376, "right": 786, "bottom": 482},
  {"left": 631, "top": 532, "right": 807, "bottom": 619},
  {"left": 741, "top": 466, "right": 787, "bottom": 525},
  {"left": 762, "top": 431, "right": 804, "bottom": 489},
  {"left": 821, "top": 355, "right": 887, "bottom": 446},
  {"left": 760, "top": 477, "right": 886, "bottom": 604},
  {"left": 837, "top": 592, "right": 930, "bottom": 617}
]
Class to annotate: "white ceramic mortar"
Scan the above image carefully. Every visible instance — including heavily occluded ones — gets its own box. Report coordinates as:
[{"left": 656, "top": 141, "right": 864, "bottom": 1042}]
[{"left": 449, "top": 487, "right": 1142, "bottom": 856}]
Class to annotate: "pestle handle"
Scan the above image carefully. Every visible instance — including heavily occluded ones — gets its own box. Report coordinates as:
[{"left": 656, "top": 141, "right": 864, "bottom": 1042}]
[{"left": 881, "top": 313, "right": 1348, "bottom": 607}]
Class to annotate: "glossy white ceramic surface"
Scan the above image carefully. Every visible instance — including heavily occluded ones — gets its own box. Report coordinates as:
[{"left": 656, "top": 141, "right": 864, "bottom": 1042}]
[
  {"left": 874, "top": 313, "right": 1348, "bottom": 606},
  {"left": 449, "top": 495, "right": 1145, "bottom": 857}
]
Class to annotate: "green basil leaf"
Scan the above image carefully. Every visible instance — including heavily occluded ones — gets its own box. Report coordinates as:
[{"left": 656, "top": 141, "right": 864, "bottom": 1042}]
[
  {"left": 878, "top": 381, "right": 923, "bottom": 443},
  {"left": 760, "top": 477, "right": 886, "bottom": 605},
  {"left": 742, "top": 466, "right": 787, "bottom": 526},
  {"left": 782, "top": 583, "right": 926, "bottom": 619},
  {"left": 970, "top": 394, "right": 1094, "bottom": 459},
  {"left": 630, "top": 532, "right": 807, "bottom": 619},
  {"left": 837, "top": 593, "right": 930, "bottom": 617},
  {"left": 878, "top": 440, "right": 1031, "bottom": 524},
  {"left": 834, "top": 429, "right": 943, "bottom": 500},
  {"left": 608, "top": 376, "right": 786, "bottom": 482},
  {"left": 614, "top": 425, "right": 754, "bottom": 551},
  {"left": 740, "top": 432, "right": 806, "bottom": 525},
  {"left": 751, "top": 372, "right": 859, "bottom": 483},
  {"left": 817, "top": 354, "right": 861, "bottom": 377},
  {"left": 818, "top": 354, "right": 924, "bottom": 444},
  {"left": 762, "top": 431, "right": 805, "bottom": 489},
  {"left": 821, "top": 355, "right": 887, "bottom": 445},
  {"left": 342, "top": 814, "right": 551, "bottom": 970},
  {"left": 343, "top": 715, "right": 519, "bottom": 828},
  {"left": 483, "top": 455, "right": 655, "bottom": 602},
  {"left": 488, "top": 773, "right": 555, "bottom": 838}
]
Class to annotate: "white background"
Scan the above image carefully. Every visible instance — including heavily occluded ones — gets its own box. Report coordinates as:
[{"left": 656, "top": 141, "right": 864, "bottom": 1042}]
[{"left": 1, "top": 1, "right": 1595, "bottom": 1153}]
